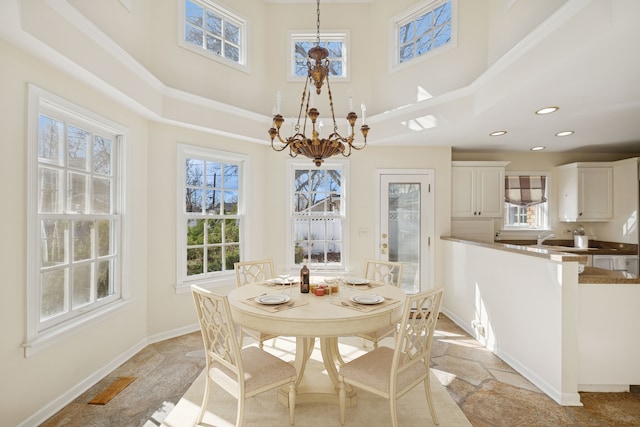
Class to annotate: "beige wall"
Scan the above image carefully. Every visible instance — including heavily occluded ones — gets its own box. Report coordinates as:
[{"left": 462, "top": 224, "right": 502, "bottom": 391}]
[{"left": 0, "top": 39, "right": 150, "bottom": 426}]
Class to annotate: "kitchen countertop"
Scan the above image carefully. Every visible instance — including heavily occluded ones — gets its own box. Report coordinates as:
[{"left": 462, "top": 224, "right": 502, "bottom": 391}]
[
  {"left": 441, "top": 236, "right": 639, "bottom": 284},
  {"left": 579, "top": 266, "right": 640, "bottom": 284},
  {"left": 496, "top": 239, "right": 637, "bottom": 256}
]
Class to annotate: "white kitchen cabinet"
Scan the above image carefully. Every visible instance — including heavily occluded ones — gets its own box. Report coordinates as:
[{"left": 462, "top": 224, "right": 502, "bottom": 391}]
[
  {"left": 556, "top": 163, "right": 612, "bottom": 222},
  {"left": 452, "top": 161, "right": 509, "bottom": 218}
]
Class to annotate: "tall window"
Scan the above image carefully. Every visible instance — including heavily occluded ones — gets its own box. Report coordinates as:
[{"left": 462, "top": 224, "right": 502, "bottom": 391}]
[
  {"left": 177, "top": 145, "right": 244, "bottom": 287},
  {"left": 181, "top": 0, "right": 246, "bottom": 69},
  {"left": 27, "top": 86, "right": 124, "bottom": 349},
  {"left": 395, "top": 0, "right": 453, "bottom": 66},
  {"left": 289, "top": 162, "right": 347, "bottom": 270},
  {"left": 503, "top": 173, "right": 549, "bottom": 230},
  {"left": 291, "top": 33, "right": 348, "bottom": 80}
]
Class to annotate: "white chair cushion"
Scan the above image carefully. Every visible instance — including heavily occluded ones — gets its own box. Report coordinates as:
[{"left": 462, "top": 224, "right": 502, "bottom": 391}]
[
  {"left": 210, "top": 346, "right": 296, "bottom": 394},
  {"left": 339, "top": 347, "right": 427, "bottom": 392}
]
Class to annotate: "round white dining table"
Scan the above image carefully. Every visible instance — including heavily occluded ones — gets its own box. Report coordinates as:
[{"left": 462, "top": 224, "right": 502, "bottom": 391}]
[{"left": 227, "top": 282, "right": 406, "bottom": 406}]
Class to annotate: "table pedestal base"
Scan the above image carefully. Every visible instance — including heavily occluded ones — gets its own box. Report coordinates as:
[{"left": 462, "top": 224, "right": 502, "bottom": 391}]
[
  {"left": 277, "top": 358, "right": 357, "bottom": 407},
  {"left": 277, "top": 336, "right": 357, "bottom": 407}
]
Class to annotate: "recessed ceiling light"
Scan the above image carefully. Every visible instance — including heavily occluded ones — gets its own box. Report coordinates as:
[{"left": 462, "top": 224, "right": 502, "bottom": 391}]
[
  {"left": 535, "top": 106, "right": 559, "bottom": 115},
  {"left": 489, "top": 131, "right": 507, "bottom": 136},
  {"left": 556, "top": 131, "right": 574, "bottom": 137},
  {"left": 530, "top": 146, "right": 545, "bottom": 151}
]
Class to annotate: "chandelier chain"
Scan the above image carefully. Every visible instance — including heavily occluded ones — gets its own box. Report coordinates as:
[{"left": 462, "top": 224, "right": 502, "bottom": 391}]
[{"left": 316, "top": 0, "right": 321, "bottom": 45}]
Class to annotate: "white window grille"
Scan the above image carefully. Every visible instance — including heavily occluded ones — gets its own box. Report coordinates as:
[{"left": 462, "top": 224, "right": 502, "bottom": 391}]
[
  {"left": 288, "top": 161, "right": 348, "bottom": 271},
  {"left": 26, "top": 85, "right": 126, "bottom": 355},
  {"left": 181, "top": 0, "right": 247, "bottom": 70},
  {"left": 290, "top": 32, "right": 349, "bottom": 80},
  {"left": 394, "top": 0, "right": 454, "bottom": 67},
  {"left": 176, "top": 145, "right": 246, "bottom": 289}
]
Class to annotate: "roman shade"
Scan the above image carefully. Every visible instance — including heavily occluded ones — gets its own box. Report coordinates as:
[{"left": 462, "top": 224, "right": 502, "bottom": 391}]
[{"left": 505, "top": 175, "right": 547, "bottom": 207}]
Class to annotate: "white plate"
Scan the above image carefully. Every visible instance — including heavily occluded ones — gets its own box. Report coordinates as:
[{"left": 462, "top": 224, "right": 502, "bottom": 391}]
[
  {"left": 350, "top": 294, "right": 384, "bottom": 305},
  {"left": 345, "top": 278, "right": 370, "bottom": 285},
  {"left": 255, "top": 294, "right": 291, "bottom": 305},
  {"left": 272, "top": 278, "right": 299, "bottom": 284}
]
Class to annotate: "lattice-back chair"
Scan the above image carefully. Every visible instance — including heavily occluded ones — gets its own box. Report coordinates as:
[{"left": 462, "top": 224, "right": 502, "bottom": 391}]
[
  {"left": 363, "top": 259, "right": 403, "bottom": 287},
  {"left": 234, "top": 259, "right": 275, "bottom": 286},
  {"left": 191, "top": 285, "right": 296, "bottom": 426},
  {"left": 338, "top": 287, "right": 444, "bottom": 427},
  {"left": 358, "top": 259, "right": 404, "bottom": 348},
  {"left": 234, "top": 259, "right": 279, "bottom": 348}
]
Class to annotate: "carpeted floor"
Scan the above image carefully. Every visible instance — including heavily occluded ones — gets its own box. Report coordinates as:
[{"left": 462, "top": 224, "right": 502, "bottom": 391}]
[{"left": 162, "top": 336, "right": 472, "bottom": 427}]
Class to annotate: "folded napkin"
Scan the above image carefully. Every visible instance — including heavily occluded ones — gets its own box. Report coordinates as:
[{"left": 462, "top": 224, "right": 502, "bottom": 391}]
[
  {"left": 331, "top": 296, "right": 399, "bottom": 313},
  {"left": 241, "top": 295, "right": 308, "bottom": 313}
]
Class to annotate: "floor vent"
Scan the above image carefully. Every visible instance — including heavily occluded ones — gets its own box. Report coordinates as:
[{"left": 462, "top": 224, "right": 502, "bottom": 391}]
[{"left": 88, "top": 376, "right": 136, "bottom": 405}]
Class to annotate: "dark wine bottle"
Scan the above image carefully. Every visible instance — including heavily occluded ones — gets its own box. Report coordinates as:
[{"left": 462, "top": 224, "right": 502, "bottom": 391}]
[{"left": 300, "top": 264, "right": 310, "bottom": 293}]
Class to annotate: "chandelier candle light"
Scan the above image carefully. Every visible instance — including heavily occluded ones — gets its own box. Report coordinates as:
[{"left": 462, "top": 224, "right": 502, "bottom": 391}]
[{"left": 268, "top": 0, "right": 369, "bottom": 167}]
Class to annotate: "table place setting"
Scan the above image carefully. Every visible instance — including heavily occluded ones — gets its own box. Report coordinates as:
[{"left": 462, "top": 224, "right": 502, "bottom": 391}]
[
  {"left": 341, "top": 277, "right": 386, "bottom": 289},
  {"left": 241, "top": 292, "right": 308, "bottom": 312},
  {"left": 331, "top": 293, "right": 400, "bottom": 312},
  {"left": 259, "top": 277, "right": 300, "bottom": 289}
]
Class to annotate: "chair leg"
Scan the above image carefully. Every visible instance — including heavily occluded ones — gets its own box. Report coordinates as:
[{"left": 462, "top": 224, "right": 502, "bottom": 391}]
[
  {"left": 236, "top": 395, "right": 245, "bottom": 427},
  {"left": 389, "top": 394, "right": 399, "bottom": 427},
  {"left": 338, "top": 380, "right": 346, "bottom": 425},
  {"left": 424, "top": 374, "right": 439, "bottom": 425},
  {"left": 288, "top": 381, "right": 296, "bottom": 425},
  {"left": 197, "top": 376, "right": 212, "bottom": 425}
]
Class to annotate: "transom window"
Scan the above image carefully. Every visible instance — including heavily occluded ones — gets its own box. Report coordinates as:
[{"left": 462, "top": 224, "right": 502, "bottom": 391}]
[
  {"left": 290, "top": 33, "right": 348, "bottom": 80},
  {"left": 182, "top": 0, "right": 246, "bottom": 69},
  {"left": 27, "top": 85, "right": 124, "bottom": 352},
  {"left": 395, "top": 0, "right": 453, "bottom": 66},
  {"left": 503, "top": 173, "right": 549, "bottom": 230},
  {"left": 289, "top": 162, "right": 347, "bottom": 270},
  {"left": 177, "top": 145, "right": 245, "bottom": 287}
]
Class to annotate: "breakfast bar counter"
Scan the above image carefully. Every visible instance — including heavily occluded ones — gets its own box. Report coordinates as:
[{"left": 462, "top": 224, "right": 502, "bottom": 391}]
[{"left": 440, "top": 236, "right": 639, "bottom": 284}]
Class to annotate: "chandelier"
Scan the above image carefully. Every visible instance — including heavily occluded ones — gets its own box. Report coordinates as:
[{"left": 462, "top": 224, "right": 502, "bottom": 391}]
[{"left": 268, "top": 0, "right": 369, "bottom": 167}]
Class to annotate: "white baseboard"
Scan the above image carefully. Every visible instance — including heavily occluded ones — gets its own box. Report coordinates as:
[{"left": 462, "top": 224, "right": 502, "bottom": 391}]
[{"left": 17, "top": 323, "right": 201, "bottom": 427}]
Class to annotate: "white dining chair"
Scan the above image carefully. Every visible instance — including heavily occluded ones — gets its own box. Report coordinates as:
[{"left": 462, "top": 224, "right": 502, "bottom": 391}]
[
  {"left": 338, "top": 287, "right": 444, "bottom": 427},
  {"left": 191, "top": 285, "right": 297, "bottom": 426},
  {"left": 234, "top": 259, "right": 279, "bottom": 348},
  {"left": 358, "top": 259, "right": 404, "bottom": 348}
]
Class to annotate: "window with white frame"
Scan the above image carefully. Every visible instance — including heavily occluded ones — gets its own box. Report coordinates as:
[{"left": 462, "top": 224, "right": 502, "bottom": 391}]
[
  {"left": 181, "top": 0, "right": 246, "bottom": 69},
  {"left": 503, "top": 173, "right": 549, "bottom": 230},
  {"left": 27, "top": 86, "right": 124, "bottom": 348},
  {"left": 177, "top": 145, "right": 244, "bottom": 287},
  {"left": 289, "top": 161, "right": 347, "bottom": 270},
  {"left": 395, "top": 0, "right": 453, "bottom": 66},
  {"left": 290, "top": 32, "right": 348, "bottom": 80}
]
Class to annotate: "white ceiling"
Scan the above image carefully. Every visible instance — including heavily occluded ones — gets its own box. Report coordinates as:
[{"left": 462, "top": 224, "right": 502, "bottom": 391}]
[{"left": 1, "top": 0, "right": 639, "bottom": 154}]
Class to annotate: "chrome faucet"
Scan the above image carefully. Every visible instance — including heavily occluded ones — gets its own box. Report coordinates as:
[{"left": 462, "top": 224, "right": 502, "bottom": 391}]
[{"left": 537, "top": 232, "right": 555, "bottom": 246}]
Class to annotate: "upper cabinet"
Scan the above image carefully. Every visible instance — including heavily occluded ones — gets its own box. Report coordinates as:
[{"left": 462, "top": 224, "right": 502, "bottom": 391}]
[
  {"left": 555, "top": 163, "right": 613, "bottom": 222},
  {"left": 452, "top": 161, "right": 509, "bottom": 218}
]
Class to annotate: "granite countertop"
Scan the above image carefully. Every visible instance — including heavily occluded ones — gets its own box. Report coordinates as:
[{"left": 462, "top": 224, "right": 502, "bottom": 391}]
[
  {"left": 496, "top": 239, "right": 637, "bottom": 256},
  {"left": 580, "top": 267, "right": 640, "bottom": 284},
  {"left": 441, "top": 236, "right": 639, "bottom": 285}
]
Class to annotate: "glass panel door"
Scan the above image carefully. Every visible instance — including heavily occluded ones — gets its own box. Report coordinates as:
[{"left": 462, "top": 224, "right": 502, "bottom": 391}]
[{"left": 379, "top": 172, "right": 433, "bottom": 294}]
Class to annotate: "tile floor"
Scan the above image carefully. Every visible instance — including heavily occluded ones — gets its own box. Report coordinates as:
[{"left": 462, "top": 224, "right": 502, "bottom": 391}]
[{"left": 40, "top": 314, "right": 640, "bottom": 427}]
